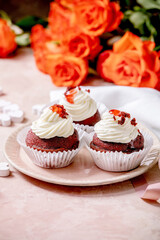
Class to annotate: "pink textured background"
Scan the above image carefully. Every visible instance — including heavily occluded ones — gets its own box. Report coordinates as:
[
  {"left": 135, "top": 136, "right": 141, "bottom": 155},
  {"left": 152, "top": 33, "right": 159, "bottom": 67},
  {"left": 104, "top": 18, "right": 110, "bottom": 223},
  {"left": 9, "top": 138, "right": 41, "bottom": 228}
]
[{"left": 0, "top": 48, "right": 160, "bottom": 240}]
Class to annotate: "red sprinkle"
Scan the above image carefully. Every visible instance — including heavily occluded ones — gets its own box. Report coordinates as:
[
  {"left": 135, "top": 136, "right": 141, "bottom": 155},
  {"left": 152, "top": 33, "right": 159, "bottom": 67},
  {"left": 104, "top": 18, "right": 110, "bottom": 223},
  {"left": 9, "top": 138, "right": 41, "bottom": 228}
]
[
  {"left": 109, "top": 109, "right": 131, "bottom": 125},
  {"left": 85, "top": 89, "right": 90, "bottom": 93},
  {"left": 131, "top": 118, "right": 137, "bottom": 126},
  {"left": 109, "top": 109, "right": 121, "bottom": 116},
  {"left": 49, "top": 104, "right": 68, "bottom": 118},
  {"left": 64, "top": 87, "right": 80, "bottom": 104}
]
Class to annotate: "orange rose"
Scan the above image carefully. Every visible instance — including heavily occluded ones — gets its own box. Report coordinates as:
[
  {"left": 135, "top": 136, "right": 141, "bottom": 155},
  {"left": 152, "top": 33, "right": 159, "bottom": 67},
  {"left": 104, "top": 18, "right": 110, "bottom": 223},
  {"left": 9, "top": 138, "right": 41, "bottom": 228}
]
[
  {"left": 97, "top": 32, "right": 160, "bottom": 89},
  {"left": 62, "top": 29, "right": 102, "bottom": 59},
  {"left": 56, "top": 0, "right": 109, "bottom": 9},
  {"left": 105, "top": 2, "right": 123, "bottom": 32},
  {"left": 113, "top": 31, "right": 155, "bottom": 53},
  {"left": 46, "top": 54, "right": 88, "bottom": 87},
  {"left": 88, "top": 36, "right": 103, "bottom": 60},
  {"left": 62, "top": 31, "right": 91, "bottom": 58},
  {"left": 48, "top": 2, "right": 75, "bottom": 40},
  {"left": 31, "top": 24, "right": 63, "bottom": 73},
  {"left": 30, "top": 24, "right": 48, "bottom": 73},
  {"left": 74, "top": 0, "right": 109, "bottom": 36},
  {"left": 0, "top": 19, "right": 17, "bottom": 58}
]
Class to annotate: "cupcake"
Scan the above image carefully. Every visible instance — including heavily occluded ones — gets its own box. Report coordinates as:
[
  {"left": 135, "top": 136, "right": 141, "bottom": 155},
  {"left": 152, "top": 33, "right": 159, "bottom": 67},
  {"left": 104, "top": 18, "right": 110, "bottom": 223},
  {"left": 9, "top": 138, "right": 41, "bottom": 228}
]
[
  {"left": 17, "top": 104, "right": 83, "bottom": 168},
  {"left": 90, "top": 109, "right": 144, "bottom": 153},
  {"left": 26, "top": 104, "right": 79, "bottom": 152},
  {"left": 60, "top": 87, "right": 101, "bottom": 132},
  {"left": 87, "top": 109, "right": 152, "bottom": 171}
]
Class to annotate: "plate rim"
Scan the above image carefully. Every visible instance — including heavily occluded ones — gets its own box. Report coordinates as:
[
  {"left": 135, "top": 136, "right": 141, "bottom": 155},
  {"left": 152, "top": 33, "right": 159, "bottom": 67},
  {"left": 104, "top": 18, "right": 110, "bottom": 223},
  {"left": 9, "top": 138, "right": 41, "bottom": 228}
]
[{"left": 3, "top": 123, "right": 160, "bottom": 186}]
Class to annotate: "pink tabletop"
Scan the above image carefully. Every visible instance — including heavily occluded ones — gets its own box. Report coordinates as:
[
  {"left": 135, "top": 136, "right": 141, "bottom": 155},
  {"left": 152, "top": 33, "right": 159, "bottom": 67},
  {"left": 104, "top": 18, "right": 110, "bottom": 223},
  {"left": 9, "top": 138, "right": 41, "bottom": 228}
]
[{"left": 0, "top": 48, "right": 160, "bottom": 240}]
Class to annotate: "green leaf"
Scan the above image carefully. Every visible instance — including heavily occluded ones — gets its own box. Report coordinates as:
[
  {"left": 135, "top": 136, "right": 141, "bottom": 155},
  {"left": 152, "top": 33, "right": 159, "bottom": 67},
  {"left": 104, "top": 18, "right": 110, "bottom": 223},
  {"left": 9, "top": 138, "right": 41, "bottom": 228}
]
[
  {"left": 15, "top": 33, "right": 30, "bottom": 46},
  {"left": 88, "top": 67, "right": 98, "bottom": 76},
  {"left": 124, "top": 10, "right": 133, "bottom": 17},
  {"left": 140, "top": 35, "right": 154, "bottom": 41},
  {"left": 154, "top": 45, "right": 160, "bottom": 51},
  {"left": 16, "top": 16, "right": 48, "bottom": 31},
  {"left": 146, "top": 18, "right": 157, "bottom": 36},
  {"left": 129, "top": 12, "right": 147, "bottom": 28},
  {"left": 0, "top": 10, "right": 12, "bottom": 25},
  {"left": 100, "top": 32, "right": 114, "bottom": 39},
  {"left": 133, "top": 6, "right": 143, "bottom": 11},
  {"left": 137, "top": 0, "right": 160, "bottom": 10},
  {"left": 124, "top": 0, "right": 130, "bottom": 6}
]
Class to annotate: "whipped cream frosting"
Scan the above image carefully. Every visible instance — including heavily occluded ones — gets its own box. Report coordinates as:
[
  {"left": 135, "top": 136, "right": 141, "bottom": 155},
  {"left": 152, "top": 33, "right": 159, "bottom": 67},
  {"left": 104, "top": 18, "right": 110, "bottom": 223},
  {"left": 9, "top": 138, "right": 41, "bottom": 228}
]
[
  {"left": 94, "top": 110, "right": 139, "bottom": 143},
  {"left": 60, "top": 87, "right": 97, "bottom": 121},
  {"left": 31, "top": 107, "right": 74, "bottom": 139}
]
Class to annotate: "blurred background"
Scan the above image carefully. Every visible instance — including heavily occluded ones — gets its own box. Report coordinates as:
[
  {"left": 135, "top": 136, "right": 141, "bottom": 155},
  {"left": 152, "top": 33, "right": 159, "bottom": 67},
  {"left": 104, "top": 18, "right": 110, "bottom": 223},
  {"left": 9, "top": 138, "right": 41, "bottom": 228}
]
[{"left": 0, "top": 0, "right": 52, "bottom": 21}]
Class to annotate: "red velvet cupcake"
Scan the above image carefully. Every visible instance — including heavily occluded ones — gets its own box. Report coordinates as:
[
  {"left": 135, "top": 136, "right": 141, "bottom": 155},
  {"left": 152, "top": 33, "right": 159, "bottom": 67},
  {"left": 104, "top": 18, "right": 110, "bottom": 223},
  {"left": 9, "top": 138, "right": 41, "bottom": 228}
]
[
  {"left": 87, "top": 109, "right": 151, "bottom": 172},
  {"left": 60, "top": 87, "right": 102, "bottom": 132},
  {"left": 17, "top": 104, "right": 83, "bottom": 168},
  {"left": 90, "top": 110, "right": 144, "bottom": 153}
]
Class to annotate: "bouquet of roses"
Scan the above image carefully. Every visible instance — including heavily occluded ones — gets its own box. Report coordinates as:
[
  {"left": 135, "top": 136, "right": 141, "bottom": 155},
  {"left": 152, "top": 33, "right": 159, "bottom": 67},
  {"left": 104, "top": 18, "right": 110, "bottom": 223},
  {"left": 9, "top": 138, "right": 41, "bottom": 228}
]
[
  {"left": 0, "top": 0, "right": 160, "bottom": 90},
  {"left": 31, "top": 0, "right": 123, "bottom": 87}
]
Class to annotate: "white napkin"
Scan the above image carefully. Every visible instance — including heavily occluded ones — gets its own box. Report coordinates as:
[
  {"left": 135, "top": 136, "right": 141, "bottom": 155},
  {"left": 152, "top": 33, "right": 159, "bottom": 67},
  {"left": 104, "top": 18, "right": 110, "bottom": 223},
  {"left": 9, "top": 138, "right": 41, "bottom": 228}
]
[{"left": 50, "top": 86, "right": 160, "bottom": 139}]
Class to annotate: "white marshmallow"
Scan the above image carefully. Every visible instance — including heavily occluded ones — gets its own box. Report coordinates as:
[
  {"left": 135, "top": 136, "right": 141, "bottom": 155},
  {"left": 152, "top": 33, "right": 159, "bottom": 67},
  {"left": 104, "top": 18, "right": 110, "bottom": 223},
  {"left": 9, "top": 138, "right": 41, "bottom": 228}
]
[
  {"left": 10, "top": 110, "right": 24, "bottom": 123},
  {"left": 32, "top": 104, "right": 45, "bottom": 116},
  {"left": 0, "top": 162, "right": 10, "bottom": 177},
  {"left": 3, "top": 104, "right": 20, "bottom": 114},
  {"left": 0, "top": 113, "right": 11, "bottom": 126},
  {"left": 0, "top": 100, "right": 11, "bottom": 111}
]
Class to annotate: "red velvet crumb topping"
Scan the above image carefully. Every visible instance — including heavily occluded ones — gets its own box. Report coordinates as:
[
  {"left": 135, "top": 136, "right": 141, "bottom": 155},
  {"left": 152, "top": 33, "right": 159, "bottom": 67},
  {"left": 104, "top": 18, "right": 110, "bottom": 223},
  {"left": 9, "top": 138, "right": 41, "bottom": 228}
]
[
  {"left": 85, "top": 89, "right": 90, "bottom": 93},
  {"left": 49, "top": 104, "right": 68, "bottom": 118},
  {"left": 109, "top": 109, "right": 121, "bottom": 116},
  {"left": 109, "top": 109, "right": 131, "bottom": 125},
  {"left": 64, "top": 87, "right": 81, "bottom": 104},
  {"left": 131, "top": 118, "right": 137, "bottom": 126}
]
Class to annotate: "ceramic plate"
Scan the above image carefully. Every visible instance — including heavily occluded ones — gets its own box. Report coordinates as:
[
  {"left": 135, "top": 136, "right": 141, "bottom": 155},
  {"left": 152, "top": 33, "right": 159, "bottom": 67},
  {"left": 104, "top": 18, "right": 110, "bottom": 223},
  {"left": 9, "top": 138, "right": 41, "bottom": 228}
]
[{"left": 3, "top": 124, "right": 160, "bottom": 186}]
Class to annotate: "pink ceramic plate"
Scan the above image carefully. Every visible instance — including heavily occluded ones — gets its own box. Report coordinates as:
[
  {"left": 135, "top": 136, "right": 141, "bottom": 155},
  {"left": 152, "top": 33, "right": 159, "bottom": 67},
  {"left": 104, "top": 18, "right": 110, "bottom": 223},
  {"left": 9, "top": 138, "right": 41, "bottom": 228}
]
[{"left": 3, "top": 124, "right": 160, "bottom": 186}]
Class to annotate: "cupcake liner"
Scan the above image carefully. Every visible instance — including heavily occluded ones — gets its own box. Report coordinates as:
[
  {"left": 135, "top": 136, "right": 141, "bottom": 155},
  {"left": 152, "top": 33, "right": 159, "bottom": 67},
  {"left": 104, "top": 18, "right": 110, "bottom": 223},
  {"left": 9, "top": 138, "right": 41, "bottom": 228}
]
[
  {"left": 73, "top": 102, "right": 108, "bottom": 134},
  {"left": 85, "top": 130, "right": 153, "bottom": 172},
  {"left": 17, "top": 126, "right": 85, "bottom": 169}
]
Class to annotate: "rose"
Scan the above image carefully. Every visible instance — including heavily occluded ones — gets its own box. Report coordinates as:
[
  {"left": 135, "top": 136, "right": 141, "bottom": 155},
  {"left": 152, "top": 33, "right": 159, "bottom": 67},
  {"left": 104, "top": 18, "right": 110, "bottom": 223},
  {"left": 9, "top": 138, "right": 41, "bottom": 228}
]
[
  {"left": 97, "top": 32, "right": 160, "bottom": 89},
  {"left": 49, "top": 1, "right": 122, "bottom": 38},
  {"left": 62, "top": 30, "right": 91, "bottom": 59},
  {"left": 46, "top": 54, "right": 88, "bottom": 87},
  {"left": 0, "top": 18, "right": 17, "bottom": 58},
  {"left": 62, "top": 29, "right": 102, "bottom": 59},
  {"left": 31, "top": 24, "right": 63, "bottom": 73},
  {"left": 97, "top": 51, "right": 159, "bottom": 88},
  {"left": 48, "top": 2, "right": 76, "bottom": 40},
  {"left": 67, "top": 0, "right": 123, "bottom": 37},
  {"left": 105, "top": 2, "right": 123, "bottom": 32},
  {"left": 56, "top": 0, "right": 109, "bottom": 9},
  {"left": 30, "top": 24, "right": 48, "bottom": 73},
  {"left": 88, "top": 36, "right": 103, "bottom": 60},
  {"left": 113, "top": 31, "right": 155, "bottom": 54},
  {"left": 74, "top": 0, "right": 109, "bottom": 37}
]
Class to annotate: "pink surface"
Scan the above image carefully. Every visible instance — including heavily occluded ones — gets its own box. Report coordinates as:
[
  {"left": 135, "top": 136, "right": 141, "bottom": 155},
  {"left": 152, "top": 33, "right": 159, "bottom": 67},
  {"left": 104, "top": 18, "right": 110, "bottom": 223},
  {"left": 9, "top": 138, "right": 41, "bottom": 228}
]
[{"left": 0, "top": 48, "right": 160, "bottom": 240}]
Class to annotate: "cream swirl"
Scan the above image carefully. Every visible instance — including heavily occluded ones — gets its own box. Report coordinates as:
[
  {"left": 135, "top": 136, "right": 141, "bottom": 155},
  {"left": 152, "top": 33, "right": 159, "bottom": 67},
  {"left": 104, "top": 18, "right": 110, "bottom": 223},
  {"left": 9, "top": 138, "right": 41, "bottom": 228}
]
[
  {"left": 94, "top": 110, "right": 139, "bottom": 143},
  {"left": 31, "top": 107, "right": 74, "bottom": 139},
  {"left": 60, "top": 88, "right": 97, "bottom": 121}
]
